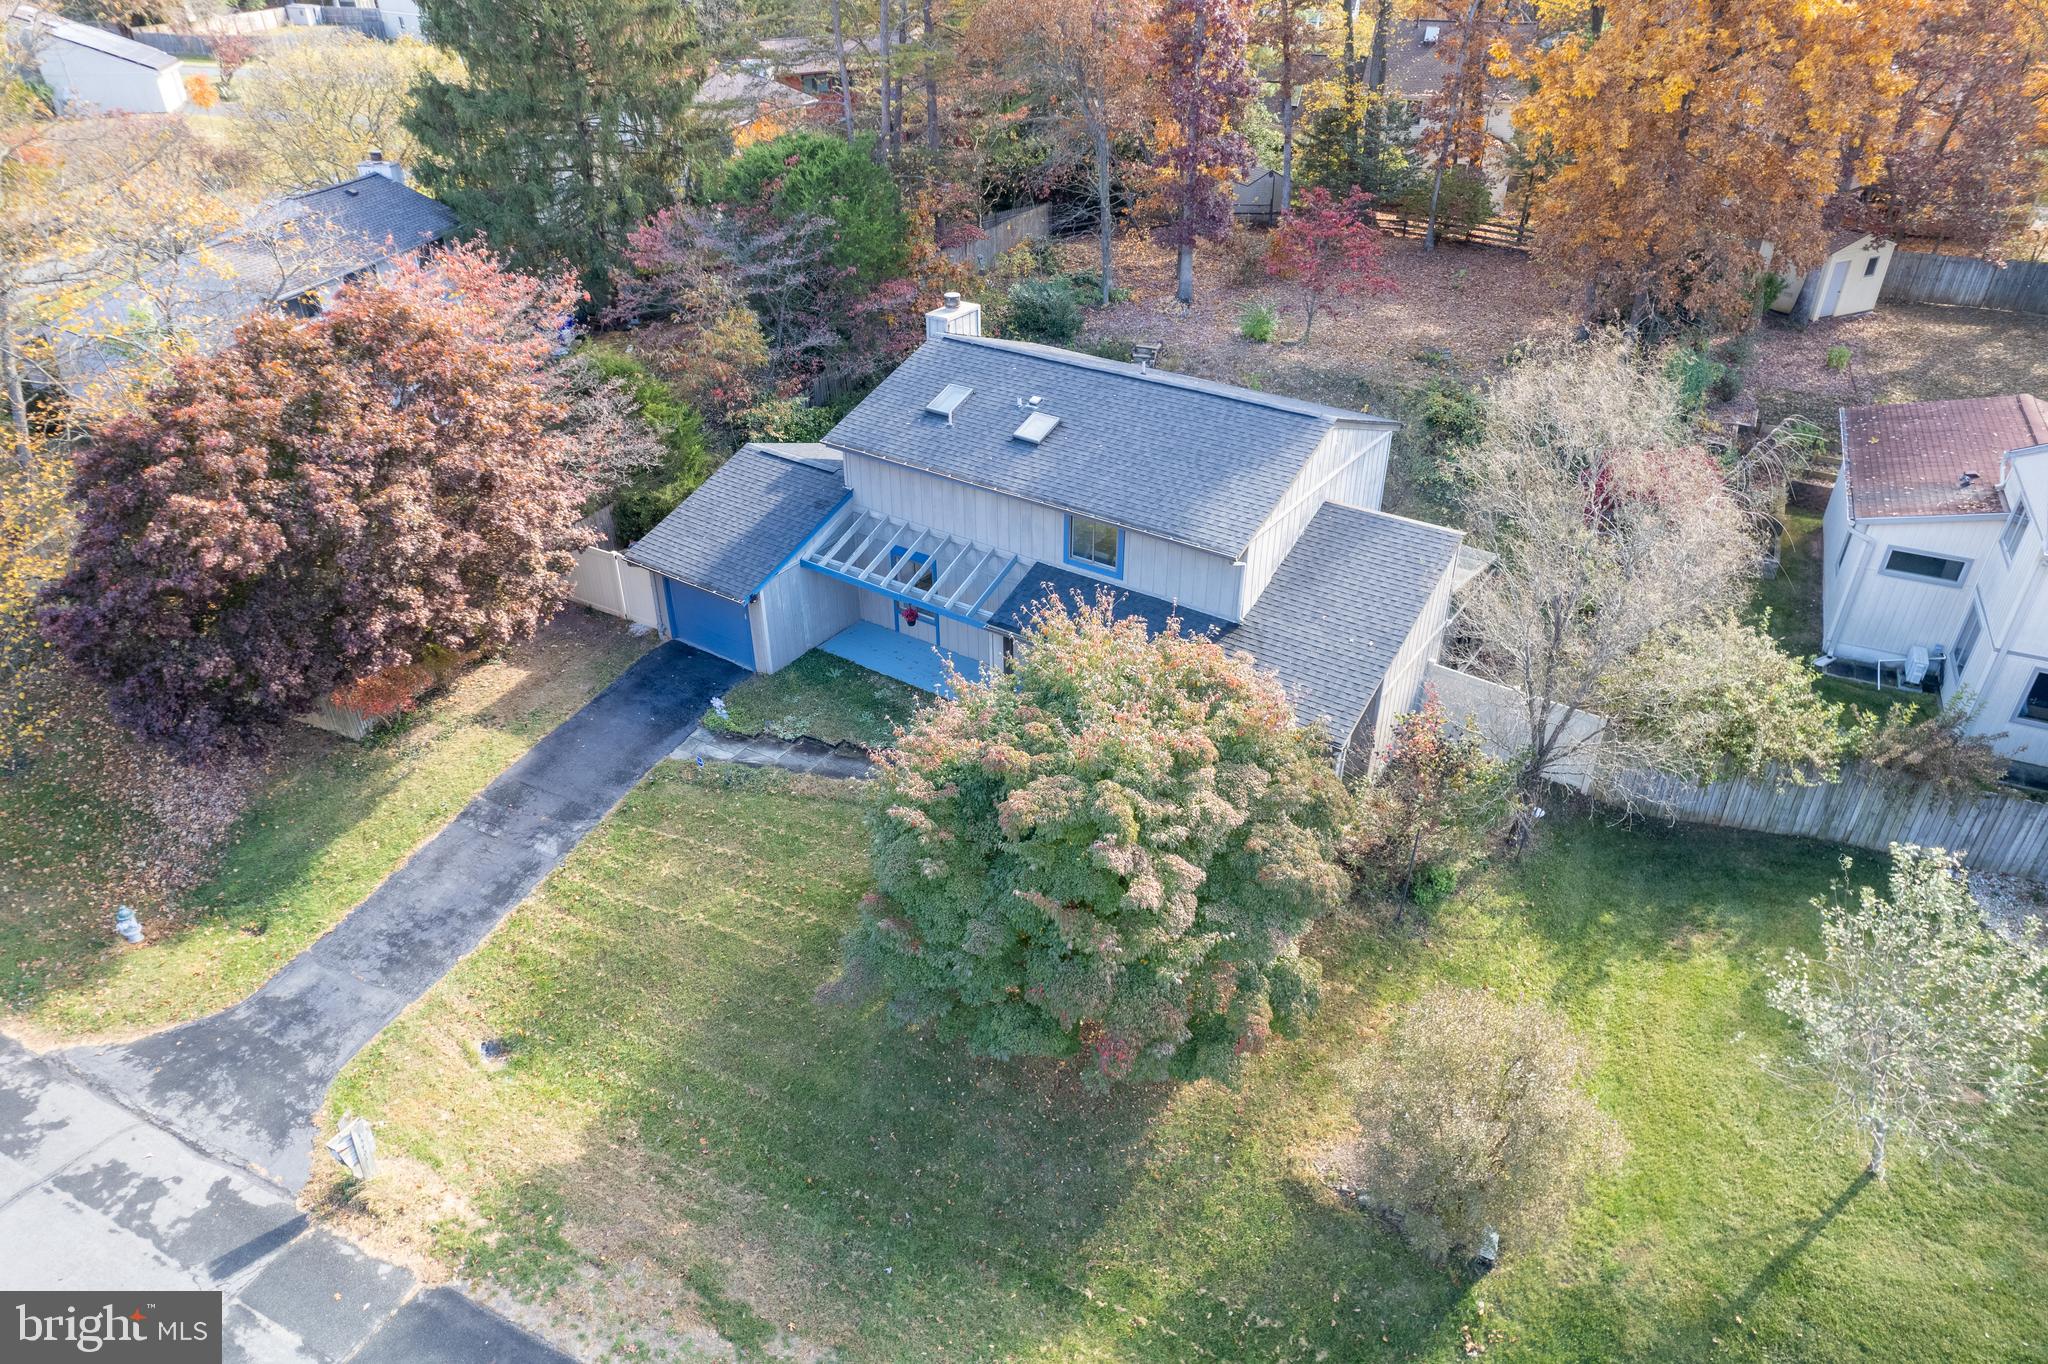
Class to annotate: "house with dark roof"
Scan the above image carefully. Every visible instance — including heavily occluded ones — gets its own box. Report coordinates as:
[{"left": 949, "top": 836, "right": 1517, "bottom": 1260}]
[
  {"left": 6, "top": 3, "right": 186, "bottom": 114},
  {"left": 51, "top": 154, "right": 459, "bottom": 395},
  {"left": 628, "top": 295, "right": 1470, "bottom": 775},
  {"left": 1822, "top": 394, "right": 2048, "bottom": 771}
]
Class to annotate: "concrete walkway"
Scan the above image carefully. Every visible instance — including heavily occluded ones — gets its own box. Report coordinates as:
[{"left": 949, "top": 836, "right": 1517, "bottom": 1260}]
[
  {"left": 672, "top": 725, "right": 876, "bottom": 779},
  {"left": 65, "top": 642, "right": 740, "bottom": 1190},
  {"left": 0, "top": 643, "right": 739, "bottom": 1361}
]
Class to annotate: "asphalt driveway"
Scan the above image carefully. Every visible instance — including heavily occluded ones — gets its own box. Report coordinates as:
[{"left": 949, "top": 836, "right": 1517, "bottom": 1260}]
[
  {"left": 4, "top": 642, "right": 738, "bottom": 1361},
  {"left": 63, "top": 641, "right": 741, "bottom": 1189}
]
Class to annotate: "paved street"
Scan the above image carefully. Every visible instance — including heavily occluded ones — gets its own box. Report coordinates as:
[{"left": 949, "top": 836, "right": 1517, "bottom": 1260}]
[{"left": 2, "top": 643, "right": 742, "bottom": 1361}]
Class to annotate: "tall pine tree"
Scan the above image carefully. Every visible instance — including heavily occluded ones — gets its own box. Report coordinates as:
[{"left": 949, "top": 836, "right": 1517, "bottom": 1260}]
[{"left": 406, "top": 1, "right": 722, "bottom": 307}]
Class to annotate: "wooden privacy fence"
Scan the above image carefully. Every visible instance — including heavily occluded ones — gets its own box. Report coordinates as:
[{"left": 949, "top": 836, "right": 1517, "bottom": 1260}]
[
  {"left": 1879, "top": 251, "right": 2048, "bottom": 316},
  {"left": 1608, "top": 763, "right": 2048, "bottom": 875},
  {"left": 942, "top": 204, "right": 1053, "bottom": 273}
]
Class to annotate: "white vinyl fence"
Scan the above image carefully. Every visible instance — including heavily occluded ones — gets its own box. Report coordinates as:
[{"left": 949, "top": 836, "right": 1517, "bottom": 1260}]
[{"left": 570, "top": 546, "right": 662, "bottom": 629}]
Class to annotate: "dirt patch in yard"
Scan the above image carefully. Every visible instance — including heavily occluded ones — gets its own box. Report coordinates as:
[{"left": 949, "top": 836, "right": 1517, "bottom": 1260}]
[
  {"left": 1752, "top": 303, "right": 2048, "bottom": 430},
  {"left": 1071, "top": 232, "right": 1578, "bottom": 396}
]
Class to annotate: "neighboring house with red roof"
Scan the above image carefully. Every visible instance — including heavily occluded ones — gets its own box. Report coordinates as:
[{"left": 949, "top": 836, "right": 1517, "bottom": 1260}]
[{"left": 1822, "top": 393, "right": 2048, "bottom": 772}]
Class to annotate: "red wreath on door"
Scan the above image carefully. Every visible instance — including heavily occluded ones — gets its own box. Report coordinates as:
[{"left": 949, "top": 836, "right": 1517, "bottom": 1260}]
[{"left": 900, "top": 604, "right": 921, "bottom": 627}]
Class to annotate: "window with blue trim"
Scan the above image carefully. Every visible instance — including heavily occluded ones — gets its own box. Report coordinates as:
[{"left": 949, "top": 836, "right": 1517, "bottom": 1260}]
[
  {"left": 1065, "top": 515, "right": 1122, "bottom": 575},
  {"left": 887, "top": 546, "right": 936, "bottom": 591}
]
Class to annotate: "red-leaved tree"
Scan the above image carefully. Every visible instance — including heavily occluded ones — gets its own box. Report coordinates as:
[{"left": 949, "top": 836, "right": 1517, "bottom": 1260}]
[
  {"left": 1148, "top": 0, "right": 1257, "bottom": 305},
  {"left": 42, "top": 246, "right": 593, "bottom": 756},
  {"left": 1265, "top": 186, "right": 1395, "bottom": 340}
]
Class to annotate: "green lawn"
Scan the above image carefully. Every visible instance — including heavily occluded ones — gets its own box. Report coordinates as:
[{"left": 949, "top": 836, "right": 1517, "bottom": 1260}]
[
  {"left": 701, "top": 648, "right": 923, "bottom": 748},
  {"left": 324, "top": 765, "right": 2047, "bottom": 1363},
  {"left": 0, "top": 612, "right": 651, "bottom": 1041}
]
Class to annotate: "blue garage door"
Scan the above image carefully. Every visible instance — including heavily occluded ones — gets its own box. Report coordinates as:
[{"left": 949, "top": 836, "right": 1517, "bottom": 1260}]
[{"left": 663, "top": 577, "right": 755, "bottom": 669}]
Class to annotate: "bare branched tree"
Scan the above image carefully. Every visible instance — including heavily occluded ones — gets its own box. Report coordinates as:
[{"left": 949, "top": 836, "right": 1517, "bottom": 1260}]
[{"left": 1456, "top": 334, "right": 1759, "bottom": 817}]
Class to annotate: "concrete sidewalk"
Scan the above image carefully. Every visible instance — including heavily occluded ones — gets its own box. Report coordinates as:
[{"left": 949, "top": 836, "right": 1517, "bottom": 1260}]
[{"left": 63, "top": 643, "right": 740, "bottom": 1191}]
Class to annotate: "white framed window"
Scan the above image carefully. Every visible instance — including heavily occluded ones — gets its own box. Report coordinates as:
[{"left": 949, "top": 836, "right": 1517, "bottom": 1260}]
[
  {"left": 2001, "top": 501, "right": 2032, "bottom": 560},
  {"left": 1953, "top": 603, "right": 1983, "bottom": 676},
  {"left": 2019, "top": 671, "right": 2048, "bottom": 727},
  {"left": 1880, "top": 547, "right": 1968, "bottom": 584}
]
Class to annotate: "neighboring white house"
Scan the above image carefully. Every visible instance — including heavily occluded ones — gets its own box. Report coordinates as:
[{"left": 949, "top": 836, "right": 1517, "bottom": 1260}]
[
  {"left": 1770, "top": 230, "right": 1896, "bottom": 324},
  {"left": 6, "top": 3, "right": 186, "bottom": 114},
  {"left": 1821, "top": 394, "right": 2048, "bottom": 774},
  {"left": 628, "top": 296, "right": 1473, "bottom": 776}
]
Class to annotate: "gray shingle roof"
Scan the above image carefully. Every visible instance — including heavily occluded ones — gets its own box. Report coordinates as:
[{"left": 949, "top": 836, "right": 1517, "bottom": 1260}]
[
  {"left": 989, "top": 563, "right": 1233, "bottom": 638},
  {"left": 823, "top": 335, "right": 1395, "bottom": 558},
  {"left": 993, "top": 504, "right": 1461, "bottom": 742},
  {"left": 54, "top": 173, "right": 459, "bottom": 390},
  {"left": 625, "top": 445, "right": 848, "bottom": 601},
  {"left": 1225, "top": 504, "right": 1462, "bottom": 736},
  {"left": 9, "top": 4, "right": 177, "bottom": 71}
]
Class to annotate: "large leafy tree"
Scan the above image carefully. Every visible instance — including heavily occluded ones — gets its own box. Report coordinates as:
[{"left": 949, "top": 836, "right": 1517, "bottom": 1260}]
[
  {"left": 1148, "top": 0, "right": 1258, "bottom": 304},
  {"left": 41, "top": 248, "right": 593, "bottom": 755},
  {"left": 969, "top": 0, "right": 1154, "bottom": 305},
  {"left": 847, "top": 594, "right": 1352, "bottom": 1088},
  {"left": 1840, "top": 0, "right": 2048, "bottom": 253},
  {"left": 1512, "top": 0, "right": 1910, "bottom": 325},
  {"left": 406, "top": 0, "right": 724, "bottom": 305},
  {"left": 1455, "top": 335, "right": 1849, "bottom": 818},
  {"left": 716, "top": 130, "right": 909, "bottom": 288},
  {"left": 232, "top": 34, "right": 462, "bottom": 192}
]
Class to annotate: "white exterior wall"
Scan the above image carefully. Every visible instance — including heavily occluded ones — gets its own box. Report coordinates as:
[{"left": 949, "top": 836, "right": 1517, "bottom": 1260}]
[
  {"left": 841, "top": 452, "right": 1244, "bottom": 620},
  {"left": 32, "top": 40, "right": 185, "bottom": 114},
  {"left": 1945, "top": 455, "right": 2048, "bottom": 765},
  {"left": 1772, "top": 235, "right": 1895, "bottom": 321},
  {"left": 939, "top": 616, "right": 1003, "bottom": 677},
  {"left": 751, "top": 558, "right": 858, "bottom": 674},
  {"left": 1238, "top": 425, "right": 1391, "bottom": 615},
  {"left": 1821, "top": 512, "right": 2002, "bottom": 663},
  {"left": 1364, "top": 561, "right": 1458, "bottom": 768}
]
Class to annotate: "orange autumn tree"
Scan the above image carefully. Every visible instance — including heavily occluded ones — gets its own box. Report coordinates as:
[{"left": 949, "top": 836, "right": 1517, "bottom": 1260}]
[
  {"left": 1512, "top": 0, "right": 1912, "bottom": 326},
  {"left": 1839, "top": 0, "right": 2048, "bottom": 253}
]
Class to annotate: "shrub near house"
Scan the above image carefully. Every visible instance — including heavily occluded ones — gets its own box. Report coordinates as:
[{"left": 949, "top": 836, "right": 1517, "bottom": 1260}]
[
  {"left": 42, "top": 247, "right": 594, "bottom": 756},
  {"left": 846, "top": 595, "right": 1352, "bottom": 1087}
]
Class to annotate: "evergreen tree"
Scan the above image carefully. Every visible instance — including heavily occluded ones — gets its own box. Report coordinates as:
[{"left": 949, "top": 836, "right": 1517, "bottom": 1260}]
[
  {"left": 1297, "top": 91, "right": 1419, "bottom": 203},
  {"left": 406, "top": 0, "right": 723, "bottom": 306}
]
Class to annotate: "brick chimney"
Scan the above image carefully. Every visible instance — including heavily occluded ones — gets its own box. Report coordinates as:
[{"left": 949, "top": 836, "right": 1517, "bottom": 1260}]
[{"left": 925, "top": 291, "right": 983, "bottom": 340}]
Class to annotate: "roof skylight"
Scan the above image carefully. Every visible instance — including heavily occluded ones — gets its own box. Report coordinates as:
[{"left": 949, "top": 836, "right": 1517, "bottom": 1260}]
[
  {"left": 1013, "top": 410, "right": 1061, "bottom": 444},
  {"left": 925, "top": 383, "right": 973, "bottom": 421}
]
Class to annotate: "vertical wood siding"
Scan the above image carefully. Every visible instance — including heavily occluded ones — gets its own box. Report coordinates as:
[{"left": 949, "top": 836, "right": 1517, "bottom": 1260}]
[
  {"left": 752, "top": 561, "right": 859, "bottom": 674},
  {"left": 841, "top": 452, "right": 1244, "bottom": 619},
  {"left": 1826, "top": 515, "right": 2002, "bottom": 662},
  {"left": 1238, "top": 427, "right": 1391, "bottom": 615},
  {"left": 1368, "top": 563, "right": 1457, "bottom": 765}
]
